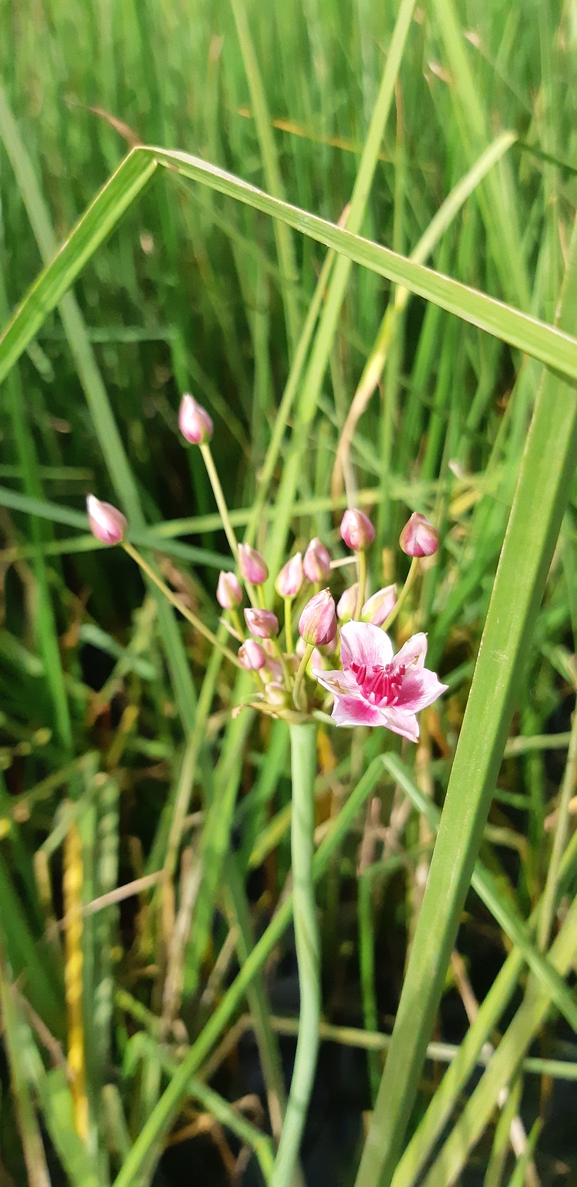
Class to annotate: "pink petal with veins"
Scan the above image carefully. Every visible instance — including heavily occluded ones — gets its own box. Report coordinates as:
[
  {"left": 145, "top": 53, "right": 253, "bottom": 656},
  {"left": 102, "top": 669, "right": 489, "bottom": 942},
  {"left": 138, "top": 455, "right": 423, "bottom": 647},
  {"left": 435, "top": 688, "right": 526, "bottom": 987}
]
[{"left": 340, "top": 621, "right": 394, "bottom": 671}]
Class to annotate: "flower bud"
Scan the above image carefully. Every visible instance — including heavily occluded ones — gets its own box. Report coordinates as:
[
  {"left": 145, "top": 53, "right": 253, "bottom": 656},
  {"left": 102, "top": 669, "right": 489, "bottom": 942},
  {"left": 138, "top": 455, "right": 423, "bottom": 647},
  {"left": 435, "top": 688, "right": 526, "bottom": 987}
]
[
  {"left": 178, "top": 393, "right": 213, "bottom": 444},
  {"left": 361, "top": 584, "right": 397, "bottom": 626},
  {"left": 298, "top": 589, "right": 337, "bottom": 647},
  {"left": 303, "top": 537, "right": 331, "bottom": 583},
  {"left": 86, "top": 495, "right": 127, "bottom": 545},
  {"left": 244, "top": 608, "right": 279, "bottom": 639},
  {"left": 399, "top": 512, "right": 439, "bottom": 557},
  {"left": 275, "top": 553, "right": 303, "bottom": 598},
  {"left": 238, "top": 639, "right": 266, "bottom": 670},
  {"left": 264, "top": 682, "right": 290, "bottom": 707},
  {"left": 340, "top": 508, "right": 375, "bottom": 551},
  {"left": 337, "top": 583, "right": 359, "bottom": 624},
  {"left": 238, "top": 543, "right": 268, "bottom": 586},
  {"left": 216, "top": 571, "right": 243, "bottom": 610}
]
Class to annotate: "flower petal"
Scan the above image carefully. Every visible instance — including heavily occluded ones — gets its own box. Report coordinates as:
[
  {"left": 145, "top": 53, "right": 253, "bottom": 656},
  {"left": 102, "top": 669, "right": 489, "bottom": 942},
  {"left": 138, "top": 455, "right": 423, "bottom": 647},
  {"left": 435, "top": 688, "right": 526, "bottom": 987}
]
[
  {"left": 340, "top": 621, "right": 394, "bottom": 671},
  {"left": 331, "top": 694, "right": 384, "bottom": 727},
  {"left": 313, "top": 666, "right": 360, "bottom": 699},
  {"left": 380, "top": 707, "right": 420, "bottom": 742},
  {"left": 395, "top": 669, "right": 448, "bottom": 712},
  {"left": 393, "top": 631, "right": 428, "bottom": 671}
]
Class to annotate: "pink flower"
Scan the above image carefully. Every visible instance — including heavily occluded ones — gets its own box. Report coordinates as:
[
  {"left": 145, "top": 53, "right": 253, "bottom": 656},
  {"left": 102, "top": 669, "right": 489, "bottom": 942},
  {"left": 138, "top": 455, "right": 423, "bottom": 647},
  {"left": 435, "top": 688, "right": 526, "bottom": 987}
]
[
  {"left": 298, "top": 589, "right": 337, "bottom": 646},
  {"left": 244, "top": 608, "right": 279, "bottom": 638},
  {"left": 178, "top": 393, "right": 213, "bottom": 444},
  {"left": 313, "top": 621, "right": 447, "bottom": 741},
  {"left": 399, "top": 512, "right": 439, "bottom": 558},
  {"left": 238, "top": 543, "right": 268, "bottom": 585},
  {"left": 238, "top": 639, "right": 266, "bottom": 670},
  {"left": 303, "top": 537, "right": 331, "bottom": 583},
  {"left": 361, "top": 584, "right": 397, "bottom": 626},
  {"left": 86, "top": 495, "right": 127, "bottom": 545},
  {"left": 340, "top": 509, "right": 375, "bottom": 551},
  {"left": 337, "top": 583, "right": 359, "bottom": 623},
  {"left": 275, "top": 553, "right": 304, "bottom": 598},
  {"left": 216, "top": 571, "right": 243, "bottom": 610}
]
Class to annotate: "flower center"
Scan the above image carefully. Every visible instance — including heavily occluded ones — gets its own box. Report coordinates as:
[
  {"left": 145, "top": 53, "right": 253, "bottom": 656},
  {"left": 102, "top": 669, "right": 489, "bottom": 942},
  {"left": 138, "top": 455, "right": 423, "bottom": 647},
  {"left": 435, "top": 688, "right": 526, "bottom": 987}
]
[{"left": 350, "top": 661, "right": 406, "bottom": 706}]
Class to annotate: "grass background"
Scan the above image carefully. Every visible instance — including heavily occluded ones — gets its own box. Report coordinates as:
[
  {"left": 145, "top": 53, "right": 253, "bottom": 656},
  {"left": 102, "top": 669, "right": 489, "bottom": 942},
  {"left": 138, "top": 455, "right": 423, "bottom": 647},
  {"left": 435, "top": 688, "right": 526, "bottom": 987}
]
[{"left": 1, "top": 0, "right": 577, "bottom": 1183}]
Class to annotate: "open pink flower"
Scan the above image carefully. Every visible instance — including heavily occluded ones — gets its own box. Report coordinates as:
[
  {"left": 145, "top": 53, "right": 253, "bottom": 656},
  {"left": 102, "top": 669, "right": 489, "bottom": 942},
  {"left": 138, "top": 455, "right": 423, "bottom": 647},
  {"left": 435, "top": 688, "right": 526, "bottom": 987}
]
[{"left": 313, "top": 621, "right": 447, "bottom": 741}]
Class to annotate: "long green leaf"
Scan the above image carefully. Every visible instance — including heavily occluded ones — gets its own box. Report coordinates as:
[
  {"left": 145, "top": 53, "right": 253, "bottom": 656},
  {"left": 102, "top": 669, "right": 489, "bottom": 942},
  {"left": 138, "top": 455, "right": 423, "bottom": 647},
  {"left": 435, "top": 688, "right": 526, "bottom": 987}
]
[
  {"left": 355, "top": 216, "right": 577, "bottom": 1187},
  {"left": 3, "top": 144, "right": 577, "bottom": 392}
]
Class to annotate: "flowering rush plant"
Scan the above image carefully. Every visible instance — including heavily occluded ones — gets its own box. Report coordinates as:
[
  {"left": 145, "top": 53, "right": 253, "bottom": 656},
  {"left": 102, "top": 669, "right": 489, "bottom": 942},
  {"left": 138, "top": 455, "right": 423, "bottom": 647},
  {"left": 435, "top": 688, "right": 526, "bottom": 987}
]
[
  {"left": 86, "top": 393, "right": 447, "bottom": 1187},
  {"left": 87, "top": 398, "right": 446, "bottom": 738}
]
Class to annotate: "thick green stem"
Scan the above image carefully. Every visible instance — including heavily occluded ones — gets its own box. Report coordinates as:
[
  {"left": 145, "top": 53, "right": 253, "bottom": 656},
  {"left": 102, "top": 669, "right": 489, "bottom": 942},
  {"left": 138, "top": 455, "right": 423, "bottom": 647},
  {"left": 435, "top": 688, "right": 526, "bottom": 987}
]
[{"left": 273, "top": 723, "right": 320, "bottom": 1187}]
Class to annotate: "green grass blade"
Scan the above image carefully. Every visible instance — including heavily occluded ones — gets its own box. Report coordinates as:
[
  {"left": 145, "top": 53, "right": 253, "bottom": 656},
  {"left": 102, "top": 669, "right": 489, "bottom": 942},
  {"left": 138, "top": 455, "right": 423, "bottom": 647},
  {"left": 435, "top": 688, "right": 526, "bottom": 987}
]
[
  {"left": 0, "top": 140, "right": 156, "bottom": 386},
  {"left": 229, "top": 0, "right": 301, "bottom": 357},
  {"left": 355, "top": 215, "right": 577, "bottom": 1187},
  {"left": 4, "top": 141, "right": 577, "bottom": 390},
  {"left": 111, "top": 755, "right": 386, "bottom": 1187},
  {"left": 383, "top": 754, "right": 577, "bottom": 1031},
  {"left": 423, "top": 895, "right": 577, "bottom": 1186},
  {"left": 431, "top": 0, "right": 530, "bottom": 311},
  {"left": 0, "top": 253, "right": 72, "bottom": 749},
  {"left": 0, "top": 945, "right": 52, "bottom": 1187}
]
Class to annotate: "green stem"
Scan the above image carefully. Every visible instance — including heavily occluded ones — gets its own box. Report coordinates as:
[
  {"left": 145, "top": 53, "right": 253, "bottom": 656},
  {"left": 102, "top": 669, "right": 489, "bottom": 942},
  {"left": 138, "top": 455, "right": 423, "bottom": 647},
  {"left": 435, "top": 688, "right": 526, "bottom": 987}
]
[
  {"left": 537, "top": 701, "right": 577, "bottom": 950},
  {"left": 284, "top": 597, "right": 294, "bottom": 655},
  {"left": 381, "top": 556, "right": 420, "bottom": 633},
  {"left": 293, "top": 644, "right": 313, "bottom": 710},
  {"left": 200, "top": 442, "right": 239, "bottom": 562},
  {"left": 230, "top": 609, "right": 245, "bottom": 640},
  {"left": 273, "top": 724, "right": 320, "bottom": 1187},
  {"left": 122, "top": 541, "right": 242, "bottom": 668},
  {"left": 355, "top": 549, "right": 368, "bottom": 619}
]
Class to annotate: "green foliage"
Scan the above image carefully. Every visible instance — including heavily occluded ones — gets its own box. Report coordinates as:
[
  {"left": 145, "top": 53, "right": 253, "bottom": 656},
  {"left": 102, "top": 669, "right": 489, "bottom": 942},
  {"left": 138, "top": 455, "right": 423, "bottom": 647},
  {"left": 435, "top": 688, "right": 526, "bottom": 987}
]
[{"left": 1, "top": 1, "right": 577, "bottom": 1185}]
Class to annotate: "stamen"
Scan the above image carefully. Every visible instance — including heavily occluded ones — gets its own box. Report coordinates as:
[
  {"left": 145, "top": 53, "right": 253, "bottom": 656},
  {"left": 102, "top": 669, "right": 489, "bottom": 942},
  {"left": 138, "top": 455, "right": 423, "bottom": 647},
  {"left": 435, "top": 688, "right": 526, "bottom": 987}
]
[{"left": 350, "top": 660, "right": 406, "bottom": 706}]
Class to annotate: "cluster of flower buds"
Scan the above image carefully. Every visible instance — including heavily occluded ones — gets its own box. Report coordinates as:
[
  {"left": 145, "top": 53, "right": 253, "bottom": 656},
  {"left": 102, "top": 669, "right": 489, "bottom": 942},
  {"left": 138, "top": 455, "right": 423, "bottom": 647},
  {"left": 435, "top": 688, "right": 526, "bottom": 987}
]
[{"left": 86, "top": 394, "right": 446, "bottom": 739}]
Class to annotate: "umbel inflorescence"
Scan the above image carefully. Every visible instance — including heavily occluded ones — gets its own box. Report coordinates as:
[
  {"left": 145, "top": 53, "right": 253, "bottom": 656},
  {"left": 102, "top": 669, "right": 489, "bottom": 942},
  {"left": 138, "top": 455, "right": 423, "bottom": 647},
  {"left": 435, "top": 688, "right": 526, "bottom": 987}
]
[{"left": 87, "top": 395, "right": 447, "bottom": 739}]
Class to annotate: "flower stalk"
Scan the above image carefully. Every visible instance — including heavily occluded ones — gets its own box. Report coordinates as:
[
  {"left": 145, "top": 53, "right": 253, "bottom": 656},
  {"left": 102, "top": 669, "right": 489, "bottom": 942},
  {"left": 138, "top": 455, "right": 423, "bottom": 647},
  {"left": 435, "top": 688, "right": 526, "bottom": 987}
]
[
  {"left": 381, "top": 555, "right": 420, "bottom": 633},
  {"left": 354, "top": 548, "right": 368, "bottom": 620},
  {"left": 284, "top": 597, "right": 294, "bottom": 655},
  {"left": 293, "top": 644, "right": 313, "bottom": 710},
  {"left": 122, "top": 541, "right": 243, "bottom": 669},
  {"left": 272, "top": 722, "right": 320, "bottom": 1187},
  {"left": 199, "top": 442, "right": 240, "bottom": 563}
]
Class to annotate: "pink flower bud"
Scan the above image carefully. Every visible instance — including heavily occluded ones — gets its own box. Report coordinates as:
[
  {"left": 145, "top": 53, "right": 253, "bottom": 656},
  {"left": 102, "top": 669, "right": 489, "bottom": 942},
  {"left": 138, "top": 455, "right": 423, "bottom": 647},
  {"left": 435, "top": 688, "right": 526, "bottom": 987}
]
[
  {"left": 178, "top": 393, "right": 213, "bottom": 445},
  {"left": 216, "top": 571, "right": 243, "bottom": 610},
  {"left": 337, "top": 583, "right": 359, "bottom": 624},
  {"left": 244, "top": 608, "right": 279, "bottom": 639},
  {"left": 340, "top": 508, "right": 375, "bottom": 551},
  {"left": 298, "top": 589, "right": 337, "bottom": 647},
  {"left": 361, "top": 584, "right": 397, "bottom": 626},
  {"left": 399, "top": 513, "right": 439, "bottom": 558},
  {"left": 238, "top": 639, "right": 266, "bottom": 670},
  {"left": 238, "top": 543, "right": 268, "bottom": 586},
  {"left": 264, "top": 682, "right": 290, "bottom": 707},
  {"left": 275, "top": 553, "right": 303, "bottom": 598},
  {"left": 303, "top": 537, "right": 331, "bottom": 583},
  {"left": 86, "top": 495, "right": 127, "bottom": 545}
]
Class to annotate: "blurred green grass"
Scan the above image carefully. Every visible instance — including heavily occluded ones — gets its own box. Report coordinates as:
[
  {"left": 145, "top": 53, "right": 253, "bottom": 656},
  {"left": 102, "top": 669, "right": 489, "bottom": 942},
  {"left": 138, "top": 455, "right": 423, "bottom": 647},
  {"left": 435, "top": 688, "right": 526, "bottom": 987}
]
[{"left": 1, "top": 0, "right": 577, "bottom": 1184}]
